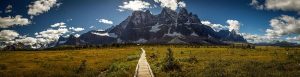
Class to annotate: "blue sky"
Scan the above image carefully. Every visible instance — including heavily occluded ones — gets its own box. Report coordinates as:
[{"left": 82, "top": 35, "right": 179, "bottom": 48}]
[{"left": 1, "top": 0, "right": 300, "bottom": 44}]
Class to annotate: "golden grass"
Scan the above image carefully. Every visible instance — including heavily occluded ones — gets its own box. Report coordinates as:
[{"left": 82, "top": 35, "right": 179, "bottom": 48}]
[
  {"left": 0, "top": 47, "right": 140, "bottom": 77},
  {"left": 1, "top": 45, "right": 300, "bottom": 77},
  {"left": 144, "top": 46, "right": 300, "bottom": 77}
]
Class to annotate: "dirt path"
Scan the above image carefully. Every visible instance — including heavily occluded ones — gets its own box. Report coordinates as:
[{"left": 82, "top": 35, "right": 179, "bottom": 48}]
[{"left": 134, "top": 48, "right": 154, "bottom": 77}]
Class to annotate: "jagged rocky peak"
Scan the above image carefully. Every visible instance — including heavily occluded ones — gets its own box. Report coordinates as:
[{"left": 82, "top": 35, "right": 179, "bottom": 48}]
[
  {"left": 132, "top": 10, "right": 152, "bottom": 16},
  {"left": 57, "top": 8, "right": 248, "bottom": 46},
  {"left": 145, "top": 10, "right": 151, "bottom": 14},
  {"left": 159, "top": 8, "right": 178, "bottom": 21},
  {"left": 160, "top": 7, "right": 178, "bottom": 15},
  {"left": 130, "top": 10, "right": 155, "bottom": 26},
  {"left": 216, "top": 30, "right": 247, "bottom": 42},
  {"left": 64, "top": 34, "right": 82, "bottom": 45},
  {"left": 68, "top": 35, "right": 76, "bottom": 39},
  {"left": 179, "top": 8, "right": 189, "bottom": 15},
  {"left": 177, "top": 8, "right": 201, "bottom": 24},
  {"left": 231, "top": 30, "right": 238, "bottom": 35},
  {"left": 56, "top": 36, "right": 68, "bottom": 45}
]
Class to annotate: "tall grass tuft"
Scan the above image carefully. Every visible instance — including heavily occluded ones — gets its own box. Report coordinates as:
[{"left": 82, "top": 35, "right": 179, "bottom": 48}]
[
  {"left": 162, "top": 48, "right": 181, "bottom": 72},
  {"left": 76, "top": 60, "right": 87, "bottom": 74}
]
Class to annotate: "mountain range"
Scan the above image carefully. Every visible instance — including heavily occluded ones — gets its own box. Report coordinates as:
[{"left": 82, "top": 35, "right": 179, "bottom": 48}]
[{"left": 57, "top": 8, "right": 247, "bottom": 46}]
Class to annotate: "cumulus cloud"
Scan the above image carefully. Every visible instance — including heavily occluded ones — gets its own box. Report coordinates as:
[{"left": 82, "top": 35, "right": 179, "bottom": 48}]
[
  {"left": 154, "top": 0, "right": 178, "bottom": 10},
  {"left": 5, "top": 5, "right": 13, "bottom": 13},
  {"left": 265, "top": 0, "right": 300, "bottom": 13},
  {"left": 0, "top": 22, "right": 88, "bottom": 48},
  {"left": 118, "top": 0, "right": 151, "bottom": 12},
  {"left": 28, "top": 0, "right": 60, "bottom": 16},
  {"left": 98, "top": 19, "right": 113, "bottom": 25},
  {"left": 201, "top": 20, "right": 241, "bottom": 32},
  {"left": 50, "top": 22, "right": 66, "bottom": 28},
  {"left": 265, "top": 15, "right": 300, "bottom": 38},
  {"left": 178, "top": 1, "right": 186, "bottom": 8},
  {"left": 154, "top": 0, "right": 186, "bottom": 10},
  {"left": 15, "top": 37, "right": 37, "bottom": 46},
  {"left": 286, "top": 36, "right": 300, "bottom": 42},
  {"left": 227, "top": 20, "right": 241, "bottom": 32},
  {"left": 33, "top": 22, "right": 73, "bottom": 46},
  {"left": 35, "top": 28, "right": 69, "bottom": 45},
  {"left": 250, "top": 0, "right": 300, "bottom": 13},
  {"left": 0, "top": 30, "right": 19, "bottom": 41},
  {"left": 201, "top": 21, "right": 227, "bottom": 32},
  {"left": 69, "top": 27, "right": 85, "bottom": 32},
  {"left": 240, "top": 33, "right": 272, "bottom": 43},
  {"left": 0, "top": 15, "right": 31, "bottom": 28},
  {"left": 250, "top": 0, "right": 264, "bottom": 10}
]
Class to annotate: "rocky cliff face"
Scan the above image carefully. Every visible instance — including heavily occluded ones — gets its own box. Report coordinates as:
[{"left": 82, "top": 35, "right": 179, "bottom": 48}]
[
  {"left": 79, "top": 30, "right": 118, "bottom": 45},
  {"left": 62, "top": 8, "right": 247, "bottom": 45}
]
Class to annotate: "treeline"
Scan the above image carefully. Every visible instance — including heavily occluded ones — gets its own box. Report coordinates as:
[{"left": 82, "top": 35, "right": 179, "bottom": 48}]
[{"left": 3, "top": 43, "right": 298, "bottom": 51}]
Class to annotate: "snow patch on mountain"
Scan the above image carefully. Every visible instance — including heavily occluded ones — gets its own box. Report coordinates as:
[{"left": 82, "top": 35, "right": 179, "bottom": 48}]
[
  {"left": 191, "top": 32, "right": 199, "bottom": 36},
  {"left": 91, "top": 32, "right": 118, "bottom": 38},
  {"left": 150, "top": 23, "right": 162, "bottom": 33},
  {"left": 92, "top": 32, "right": 109, "bottom": 36},
  {"left": 58, "top": 41, "right": 67, "bottom": 44},
  {"left": 134, "top": 38, "right": 148, "bottom": 43},
  {"left": 108, "top": 33, "right": 118, "bottom": 38},
  {"left": 164, "top": 32, "right": 183, "bottom": 37}
]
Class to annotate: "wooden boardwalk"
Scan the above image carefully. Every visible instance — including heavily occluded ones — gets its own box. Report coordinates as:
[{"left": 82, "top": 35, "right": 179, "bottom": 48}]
[{"left": 134, "top": 48, "right": 154, "bottom": 77}]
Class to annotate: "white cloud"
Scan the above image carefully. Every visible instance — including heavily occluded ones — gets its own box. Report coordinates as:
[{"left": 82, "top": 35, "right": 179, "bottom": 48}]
[
  {"left": 178, "top": 1, "right": 186, "bottom": 8},
  {"left": 35, "top": 28, "right": 69, "bottom": 45},
  {"left": 28, "top": 0, "right": 60, "bottom": 16},
  {"left": 201, "top": 21, "right": 228, "bottom": 32},
  {"left": 50, "top": 22, "right": 66, "bottom": 28},
  {"left": 0, "top": 22, "right": 75, "bottom": 48},
  {"left": 240, "top": 33, "right": 272, "bottom": 43},
  {"left": 154, "top": 0, "right": 178, "bottom": 10},
  {"left": 66, "top": 19, "right": 72, "bottom": 22},
  {"left": 69, "top": 27, "right": 85, "bottom": 32},
  {"left": 227, "top": 20, "right": 241, "bottom": 32},
  {"left": 98, "top": 19, "right": 113, "bottom": 25},
  {"left": 250, "top": 0, "right": 264, "bottom": 10},
  {"left": 265, "top": 0, "right": 300, "bottom": 14},
  {"left": 0, "top": 30, "right": 19, "bottom": 41},
  {"left": 265, "top": 15, "right": 300, "bottom": 38},
  {"left": 5, "top": 5, "right": 13, "bottom": 13},
  {"left": 250, "top": 0, "right": 300, "bottom": 13},
  {"left": 286, "top": 36, "right": 300, "bottom": 42},
  {"left": 15, "top": 37, "right": 37, "bottom": 46},
  {"left": 154, "top": 0, "right": 186, "bottom": 10},
  {"left": 118, "top": 0, "right": 151, "bottom": 11},
  {"left": 0, "top": 15, "right": 31, "bottom": 28},
  {"left": 201, "top": 20, "right": 241, "bottom": 32}
]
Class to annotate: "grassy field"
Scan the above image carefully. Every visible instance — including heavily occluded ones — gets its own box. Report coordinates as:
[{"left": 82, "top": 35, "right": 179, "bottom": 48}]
[
  {"left": 144, "top": 45, "right": 300, "bottom": 77},
  {"left": 0, "top": 45, "right": 300, "bottom": 77},
  {"left": 0, "top": 47, "right": 140, "bottom": 77}
]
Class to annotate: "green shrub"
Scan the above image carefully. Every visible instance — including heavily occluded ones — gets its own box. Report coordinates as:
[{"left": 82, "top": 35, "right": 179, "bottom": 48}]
[{"left": 162, "top": 48, "right": 181, "bottom": 72}]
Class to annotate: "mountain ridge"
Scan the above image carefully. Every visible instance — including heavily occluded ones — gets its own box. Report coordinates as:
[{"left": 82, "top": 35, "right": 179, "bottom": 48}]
[{"left": 60, "top": 8, "right": 247, "bottom": 46}]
